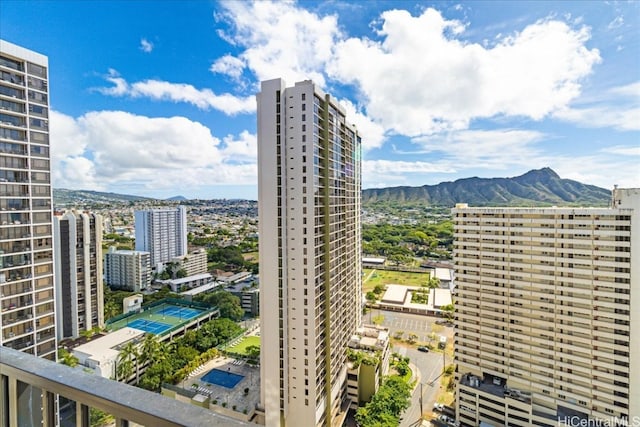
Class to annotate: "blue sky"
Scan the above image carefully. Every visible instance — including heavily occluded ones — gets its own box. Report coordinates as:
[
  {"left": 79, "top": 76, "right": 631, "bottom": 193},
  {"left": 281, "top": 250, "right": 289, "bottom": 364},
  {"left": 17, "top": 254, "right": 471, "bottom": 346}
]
[{"left": 1, "top": 0, "right": 638, "bottom": 200}]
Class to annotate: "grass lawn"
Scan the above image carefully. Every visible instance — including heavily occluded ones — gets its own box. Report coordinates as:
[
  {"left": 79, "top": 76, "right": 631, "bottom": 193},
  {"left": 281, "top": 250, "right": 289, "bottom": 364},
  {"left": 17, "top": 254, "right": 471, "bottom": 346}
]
[
  {"left": 362, "top": 268, "right": 431, "bottom": 292},
  {"left": 242, "top": 251, "right": 259, "bottom": 262},
  {"left": 225, "top": 335, "right": 260, "bottom": 356}
]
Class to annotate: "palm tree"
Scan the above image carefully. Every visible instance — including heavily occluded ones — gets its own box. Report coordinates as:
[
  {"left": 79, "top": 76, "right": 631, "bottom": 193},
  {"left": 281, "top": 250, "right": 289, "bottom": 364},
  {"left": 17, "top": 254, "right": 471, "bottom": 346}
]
[
  {"left": 139, "top": 334, "right": 161, "bottom": 366},
  {"left": 117, "top": 341, "right": 140, "bottom": 383}
]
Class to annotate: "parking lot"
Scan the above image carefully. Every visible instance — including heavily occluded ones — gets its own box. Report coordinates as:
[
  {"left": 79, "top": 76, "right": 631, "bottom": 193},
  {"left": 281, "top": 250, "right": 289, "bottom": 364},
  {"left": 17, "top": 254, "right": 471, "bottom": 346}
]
[{"left": 372, "top": 310, "right": 454, "bottom": 345}]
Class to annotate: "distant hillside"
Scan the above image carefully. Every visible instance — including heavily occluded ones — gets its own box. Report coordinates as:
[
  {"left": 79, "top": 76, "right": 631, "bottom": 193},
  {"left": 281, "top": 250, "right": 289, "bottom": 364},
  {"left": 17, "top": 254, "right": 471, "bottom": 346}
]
[
  {"left": 167, "top": 195, "right": 187, "bottom": 201},
  {"left": 53, "top": 189, "right": 154, "bottom": 206},
  {"left": 362, "top": 168, "right": 611, "bottom": 207}
]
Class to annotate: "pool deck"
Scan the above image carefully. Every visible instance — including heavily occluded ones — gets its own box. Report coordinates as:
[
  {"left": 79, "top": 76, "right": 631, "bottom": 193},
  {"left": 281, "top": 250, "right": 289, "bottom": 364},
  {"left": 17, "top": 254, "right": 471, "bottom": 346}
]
[{"left": 181, "top": 355, "right": 260, "bottom": 414}]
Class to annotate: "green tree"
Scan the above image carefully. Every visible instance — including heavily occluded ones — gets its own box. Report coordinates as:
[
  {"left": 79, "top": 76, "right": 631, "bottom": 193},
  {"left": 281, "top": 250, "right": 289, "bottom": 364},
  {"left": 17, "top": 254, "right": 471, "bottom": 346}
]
[
  {"left": 58, "top": 348, "right": 79, "bottom": 367},
  {"left": 246, "top": 344, "right": 260, "bottom": 360},
  {"left": 199, "top": 291, "right": 244, "bottom": 321},
  {"left": 139, "top": 334, "right": 161, "bottom": 366},
  {"left": 372, "top": 284, "right": 385, "bottom": 296},
  {"left": 441, "top": 303, "right": 454, "bottom": 322},
  {"left": 117, "top": 342, "right": 140, "bottom": 383},
  {"left": 365, "top": 291, "right": 377, "bottom": 303},
  {"left": 355, "top": 376, "right": 412, "bottom": 426},
  {"left": 426, "top": 276, "right": 441, "bottom": 288},
  {"left": 90, "top": 408, "right": 113, "bottom": 427}
]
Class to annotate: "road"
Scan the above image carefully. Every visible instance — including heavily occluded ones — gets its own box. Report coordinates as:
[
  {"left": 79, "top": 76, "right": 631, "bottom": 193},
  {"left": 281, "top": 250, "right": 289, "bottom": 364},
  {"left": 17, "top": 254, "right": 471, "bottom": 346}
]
[{"left": 371, "top": 310, "right": 455, "bottom": 426}]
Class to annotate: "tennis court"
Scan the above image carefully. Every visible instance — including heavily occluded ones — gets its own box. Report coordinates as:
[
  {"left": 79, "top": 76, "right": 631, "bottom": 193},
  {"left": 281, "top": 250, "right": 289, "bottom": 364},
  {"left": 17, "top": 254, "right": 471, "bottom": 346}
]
[
  {"left": 156, "top": 306, "right": 201, "bottom": 320},
  {"left": 127, "top": 319, "right": 172, "bottom": 334},
  {"left": 106, "top": 299, "right": 214, "bottom": 336}
]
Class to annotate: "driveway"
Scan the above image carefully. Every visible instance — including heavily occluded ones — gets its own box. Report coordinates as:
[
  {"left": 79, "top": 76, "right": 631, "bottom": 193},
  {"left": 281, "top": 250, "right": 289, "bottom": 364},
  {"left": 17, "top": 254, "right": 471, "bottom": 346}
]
[{"left": 370, "top": 310, "right": 454, "bottom": 426}]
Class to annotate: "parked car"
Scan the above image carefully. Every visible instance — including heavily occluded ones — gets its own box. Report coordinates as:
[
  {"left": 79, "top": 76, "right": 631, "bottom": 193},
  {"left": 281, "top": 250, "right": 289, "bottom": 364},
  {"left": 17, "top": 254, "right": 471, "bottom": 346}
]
[
  {"left": 417, "top": 346, "right": 430, "bottom": 353},
  {"left": 433, "top": 402, "right": 444, "bottom": 411},
  {"left": 438, "top": 414, "right": 459, "bottom": 426}
]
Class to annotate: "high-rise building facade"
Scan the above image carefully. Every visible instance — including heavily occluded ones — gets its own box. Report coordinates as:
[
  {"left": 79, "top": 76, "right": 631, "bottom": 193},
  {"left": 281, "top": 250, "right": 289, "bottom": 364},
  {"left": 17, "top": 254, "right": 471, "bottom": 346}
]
[
  {"left": 134, "top": 206, "right": 187, "bottom": 269},
  {"left": 104, "top": 247, "right": 151, "bottom": 292},
  {"left": 0, "top": 40, "right": 56, "bottom": 360},
  {"left": 53, "top": 210, "right": 103, "bottom": 340},
  {"left": 453, "top": 188, "right": 639, "bottom": 426},
  {"left": 257, "top": 79, "right": 362, "bottom": 427}
]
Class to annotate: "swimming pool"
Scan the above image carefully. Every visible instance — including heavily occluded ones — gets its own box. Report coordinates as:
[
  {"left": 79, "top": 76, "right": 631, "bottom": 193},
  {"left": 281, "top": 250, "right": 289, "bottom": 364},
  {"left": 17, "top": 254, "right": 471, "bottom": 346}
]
[{"left": 201, "top": 368, "right": 244, "bottom": 389}]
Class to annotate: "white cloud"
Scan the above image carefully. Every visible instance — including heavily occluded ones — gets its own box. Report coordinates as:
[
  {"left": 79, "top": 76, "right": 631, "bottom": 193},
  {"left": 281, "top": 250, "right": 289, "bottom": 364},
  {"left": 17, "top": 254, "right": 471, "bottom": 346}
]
[
  {"left": 554, "top": 106, "right": 640, "bottom": 131},
  {"left": 140, "top": 38, "right": 154, "bottom": 53},
  {"left": 607, "top": 15, "right": 624, "bottom": 30},
  {"left": 49, "top": 110, "right": 257, "bottom": 192},
  {"left": 338, "top": 99, "right": 386, "bottom": 151},
  {"left": 609, "top": 81, "right": 640, "bottom": 97},
  {"left": 411, "top": 129, "right": 547, "bottom": 168},
  {"left": 214, "top": 4, "right": 601, "bottom": 137},
  {"left": 362, "top": 159, "right": 456, "bottom": 188},
  {"left": 220, "top": 130, "right": 257, "bottom": 162},
  {"left": 216, "top": 1, "right": 342, "bottom": 86},
  {"left": 553, "top": 81, "right": 640, "bottom": 131},
  {"left": 96, "top": 70, "right": 255, "bottom": 114},
  {"left": 96, "top": 69, "right": 129, "bottom": 96},
  {"left": 210, "top": 54, "right": 246, "bottom": 80},
  {"left": 602, "top": 145, "right": 640, "bottom": 156},
  {"left": 328, "top": 9, "right": 601, "bottom": 136}
]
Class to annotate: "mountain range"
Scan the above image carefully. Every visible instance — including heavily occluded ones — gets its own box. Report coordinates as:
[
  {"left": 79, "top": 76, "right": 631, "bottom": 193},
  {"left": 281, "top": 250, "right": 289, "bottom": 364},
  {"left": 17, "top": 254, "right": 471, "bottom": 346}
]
[
  {"left": 53, "top": 168, "right": 612, "bottom": 207},
  {"left": 362, "top": 168, "right": 611, "bottom": 207}
]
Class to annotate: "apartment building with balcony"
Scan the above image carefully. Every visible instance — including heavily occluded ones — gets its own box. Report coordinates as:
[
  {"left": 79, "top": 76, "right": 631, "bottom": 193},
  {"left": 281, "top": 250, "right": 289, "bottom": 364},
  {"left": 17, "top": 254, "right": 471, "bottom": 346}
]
[
  {"left": 53, "top": 210, "right": 103, "bottom": 340},
  {"left": 103, "top": 247, "right": 151, "bottom": 292},
  {"left": 135, "top": 207, "right": 187, "bottom": 270},
  {"left": 170, "top": 248, "right": 207, "bottom": 276},
  {"left": 453, "top": 187, "right": 639, "bottom": 426},
  {"left": 258, "top": 79, "right": 362, "bottom": 426},
  {"left": 0, "top": 40, "right": 56, "bottom": 360}
]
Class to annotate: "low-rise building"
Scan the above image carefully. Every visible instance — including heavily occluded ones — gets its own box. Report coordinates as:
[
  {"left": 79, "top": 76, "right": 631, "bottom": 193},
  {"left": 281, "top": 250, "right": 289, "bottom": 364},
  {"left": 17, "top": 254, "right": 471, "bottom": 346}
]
[
  {"left": 378, "top": 284, "right": 452, "bottom": 315},
  {"left": 346, "top": 325, "right": 391, "bottom": 408},
  {"left": 216, "top": 271, "right": 252, "bottom": 284},
  {"left": 155, "top": 273, "right": 214, "bottom": 293},
  {"left": 225, "top": 280, "right": 260, "bottom": 316},
  {"left": 180, "top": 282, "right": 222, "bottom": 301},
  {"left": 72, "top": 327, "right": 145, "bottom": 379}
]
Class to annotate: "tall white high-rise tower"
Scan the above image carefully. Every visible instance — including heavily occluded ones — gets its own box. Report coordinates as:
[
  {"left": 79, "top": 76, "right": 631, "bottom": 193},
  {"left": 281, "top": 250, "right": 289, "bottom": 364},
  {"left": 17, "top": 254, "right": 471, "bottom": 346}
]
[
  {"left": 257, "top": 79, "right": 362, "bottom": 427},
  {"left": 134, "top": 206, "right": 187, "bottom": 270}
]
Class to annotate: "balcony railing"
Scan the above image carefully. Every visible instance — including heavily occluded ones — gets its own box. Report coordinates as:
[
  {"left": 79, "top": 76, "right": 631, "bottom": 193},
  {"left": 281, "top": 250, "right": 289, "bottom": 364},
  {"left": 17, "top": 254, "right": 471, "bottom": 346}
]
[{"left": 0, "top": 347, "right": 250, "bottom": 426}]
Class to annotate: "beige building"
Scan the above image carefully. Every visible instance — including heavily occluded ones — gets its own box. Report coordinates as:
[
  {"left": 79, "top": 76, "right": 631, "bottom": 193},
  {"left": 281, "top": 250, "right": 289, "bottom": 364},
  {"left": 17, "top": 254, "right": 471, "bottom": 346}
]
[
  {"left": 257, "top": 79, "right": 362, "bottom": 427},
  {"left": 346, "top": 325, "right": 390, "bottom": 408},
  {"left": 53, "top": 210, "right": 103, "bottom": 340},
  {"left": 0, "top": 40, "right": 56, "bottom": 360},
  {"left": 453, "top": 188, "right": 639, "bottom": 426},
  {"left": 103, "top": 247, "right": 151, "bottom": 292},
  {"left": 171, "top": 248, "right": 207, "bottom": 276}
]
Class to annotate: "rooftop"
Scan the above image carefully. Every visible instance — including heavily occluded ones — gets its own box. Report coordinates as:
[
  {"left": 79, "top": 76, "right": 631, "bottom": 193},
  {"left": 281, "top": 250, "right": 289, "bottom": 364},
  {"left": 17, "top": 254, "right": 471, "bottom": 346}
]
[{"left": 73, "top": 327, "right": 144, "bottom": 362}]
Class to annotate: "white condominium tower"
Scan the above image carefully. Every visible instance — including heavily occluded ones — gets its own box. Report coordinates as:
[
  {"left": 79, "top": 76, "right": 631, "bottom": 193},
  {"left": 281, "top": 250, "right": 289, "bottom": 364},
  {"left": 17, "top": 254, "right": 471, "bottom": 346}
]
[
  {"left": 53, "top": 211, "right": 103, "bottom": 340},
  {"left": 257, "top": 79, "right": 362, "bottom": 427},
  {"left": 453, "top": 188, "right": 639, "bottom": 426},
  {"left": 134, "top": 206, "right": 187, "bottom": 269},
  {"left": 0, "top": 40, "right": 56, "bottom": 360}
]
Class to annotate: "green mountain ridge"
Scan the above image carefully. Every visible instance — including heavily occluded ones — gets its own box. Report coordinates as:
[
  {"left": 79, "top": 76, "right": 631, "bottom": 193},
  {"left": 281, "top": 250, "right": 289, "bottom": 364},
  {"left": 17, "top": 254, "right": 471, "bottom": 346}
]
[
  {"left": 53, "top": 189, "right": 155, "bottom": 205},
  {"left": 362, "top": 168, "right": 611, "bottom": 207},
  {"left": 53, "top": 168, "right": 612, "bottom": 207}
]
